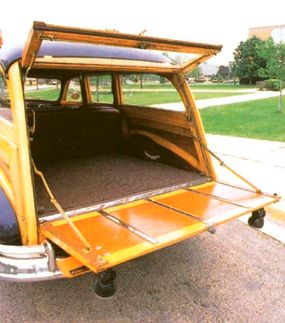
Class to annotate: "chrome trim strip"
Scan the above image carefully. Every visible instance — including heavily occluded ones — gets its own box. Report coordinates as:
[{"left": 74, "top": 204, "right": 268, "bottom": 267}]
[
  {"left": 0, "top": 244, "right": 47, "bottom": 259},
  {"left": 40, "top": 178, "right": 209, "bottom": 223},
  {"left": 0, "top": 242, "right": 64, "bottom": 282},
  {"left": 44, "top": 241, "right": 56, "bottom": 272}
]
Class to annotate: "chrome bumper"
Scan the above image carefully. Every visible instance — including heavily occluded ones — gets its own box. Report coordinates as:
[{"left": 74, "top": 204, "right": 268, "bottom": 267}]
[{"left": 0, "top": 241, "right": 64, "bottom": 282}]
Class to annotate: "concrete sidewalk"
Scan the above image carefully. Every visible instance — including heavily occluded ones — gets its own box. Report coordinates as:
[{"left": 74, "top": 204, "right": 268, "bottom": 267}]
[
  {"left": 154, "top": 89, "right": 280, "bottom": 111},
  {"left": 197, "top": 90, "right": 279, "bottom": 109},
  {"left": 206, "top": 134, "right": 285, "bottom": 243}
]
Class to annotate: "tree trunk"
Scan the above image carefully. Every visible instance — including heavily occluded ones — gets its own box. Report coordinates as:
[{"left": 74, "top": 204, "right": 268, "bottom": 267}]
[{"left": 277, "top": 79, "right": 283, "bottom": 113}]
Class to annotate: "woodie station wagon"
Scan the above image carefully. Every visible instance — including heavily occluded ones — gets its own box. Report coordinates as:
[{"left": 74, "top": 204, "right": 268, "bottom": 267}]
[{"left": 0, "top": 22, "right": 280, "bottom": 297}]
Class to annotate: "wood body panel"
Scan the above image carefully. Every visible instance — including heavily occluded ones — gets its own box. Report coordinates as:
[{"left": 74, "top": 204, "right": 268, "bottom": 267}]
[
  {"left": 190, "top": 182, "right": 274, "bottom": 207},
  {"left": 0, "top": 117, "right": 15, "bottom": 142},
  {"left": 41, "top": 205, "right": 204, "bottom": 273},
  {"left": 7, "top": 63, "right": 37, "bottom": 245},
  {"left": 121, "top": 105, "right": 202, "bottom": 171},
  {"left": 154, "top": 190, "right": 245, "bottom": 220}
]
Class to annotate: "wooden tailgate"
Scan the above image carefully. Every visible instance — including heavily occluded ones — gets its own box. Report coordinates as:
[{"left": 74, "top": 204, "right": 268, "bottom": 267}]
[{"left": 40, "top": 181, "right": 279, "bottom": 275}]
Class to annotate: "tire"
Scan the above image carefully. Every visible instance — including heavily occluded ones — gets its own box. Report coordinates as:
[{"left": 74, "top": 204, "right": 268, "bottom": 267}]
[
  {"left": 248, "top": 216, "right": 264, "bottom": 228},
  {"left": 248, "top": 208, "right": 266, "bottom": 229}
]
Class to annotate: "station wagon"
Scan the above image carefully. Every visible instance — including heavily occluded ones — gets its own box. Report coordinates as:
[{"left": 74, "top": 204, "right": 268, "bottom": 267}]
[{"left": 0, "top": 22, "right": 280, "bottom": 297}]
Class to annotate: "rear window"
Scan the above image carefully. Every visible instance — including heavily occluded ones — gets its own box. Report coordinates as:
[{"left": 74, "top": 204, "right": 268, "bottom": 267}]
[
  {"left": 24, "top": 78, "right": 61, "bottom": 101},
  {"left": 0, "top": 72, "right": 11, "bottom": 110},
  {"left": 0, "top": 72, "right": 8, "bottom": 101},
  {"left": 121, "top": 74, "right": 184, "bottom": 111},
  {"left": 65, "top": 77, "right": 82, "bottom": 103}
]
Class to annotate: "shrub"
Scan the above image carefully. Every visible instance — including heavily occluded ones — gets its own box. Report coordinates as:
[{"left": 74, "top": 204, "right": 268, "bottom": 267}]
[{"left": 264, "top": 79, "right": 284, "bottom": 91}]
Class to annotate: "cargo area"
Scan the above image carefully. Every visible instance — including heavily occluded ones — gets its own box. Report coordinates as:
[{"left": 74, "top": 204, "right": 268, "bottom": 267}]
[
  {"left": 28, "top": 105, "right": 207, "bottom": 217},
  {"left": 35, "top": 153, "right": 207, "bottom": 215},
  {"left": 27, "top": 105, "right": 278, "bottom": 274}
]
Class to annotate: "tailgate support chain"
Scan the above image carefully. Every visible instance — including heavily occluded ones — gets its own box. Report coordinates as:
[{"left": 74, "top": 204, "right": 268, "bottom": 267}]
[
  {"left": 177, "top": 72, "right": 262, "bottom": 193},
  {"left": 99, "top": 210, "right": 158, "bottom": 245},
  {"left": 32, "top": 160, "right": 92, "bottom": 252},
  {"left": 192, "top": 136, "right": 262, "bottom": 194}
]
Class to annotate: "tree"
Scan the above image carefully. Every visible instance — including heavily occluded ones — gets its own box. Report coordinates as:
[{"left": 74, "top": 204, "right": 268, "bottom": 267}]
[
  {"left": 188, "top": 66, "right": 202, "bottom": 79},
  {"left": 233, "top": 36, "right": 267, "bottom": 84},
  {"left": 216, "top": 65, "right": 231, "bottom": 81},
  {"left": 258, "top": 38, "right": 285, "bottom": 113}
]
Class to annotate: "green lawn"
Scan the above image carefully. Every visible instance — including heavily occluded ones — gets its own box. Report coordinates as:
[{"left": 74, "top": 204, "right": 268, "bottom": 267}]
[
  {"left": 122, "top": 90, "right": 180, "bottom": 106},
  {"left": 25, "top": 88, "right": 60, "bottom": 101},
  {"left": 25, "top": 85, "right": 285, "bottom": 142},
  {"left": 91, "top": 92, "right": 113, "bottom": 104},
  {"left": 123, "top": 82, "right": 256, "bottom": 91},
  {"left": 200, "top": 96, "right": 285, "bottom": 142},
  {"left": 123, "top": 90, "right": 245, "bottom": 106},
  {"left": 123, "top": 83, "right": 173, "bottom": 90},
  {"left": 190, "top": 83, "right": 257, "bottom": 91},
  {"left": 89, "top": 90, "right": 244, "bottom": 105},
  {"left": 193, "top": 91, "right": 246, "bottom": 100},
  {"left": 26, "top": 88, "right": 247, "bottom": 103},
  {"left": 25, "top": 83, "right": 251, "bottom": 103}
]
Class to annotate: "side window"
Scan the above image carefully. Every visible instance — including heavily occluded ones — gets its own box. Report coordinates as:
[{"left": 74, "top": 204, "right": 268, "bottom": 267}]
[
  {"left": 65, "top": 77, "right": 82, "bottom": 103},
  {"left": 0, "top": 72, "right": 9, "bottom": 107},
  {"left": 24, "top": 78, "right": 61, "bottom": 101},
  {"left": 0, "top": 73, "right": 13, "bottom": 122},
  {"left": 121, "top": 74, "right": 184, "bottom": 111},
  {"left": 88, "top": 75, "right": 113, "bottom": 104}
]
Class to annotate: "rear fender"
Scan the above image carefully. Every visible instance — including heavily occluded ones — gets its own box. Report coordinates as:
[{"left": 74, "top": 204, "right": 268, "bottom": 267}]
[{"left": 0, "top": 187, "right": 21, "bottom": 245}]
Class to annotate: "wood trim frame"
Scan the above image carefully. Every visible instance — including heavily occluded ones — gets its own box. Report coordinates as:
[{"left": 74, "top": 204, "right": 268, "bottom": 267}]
[
  {"left": 22, "top": 21, "right": 222, "bottom": 70},
  {"left": 0, "top": 117, "right": 15, "bottom": 144},
  {"left": 7, "top": 62, "right": 38, "bottom": 245},
  {"left": 112, "top": 73, "right": 123, "bottom": 106},
  {"left": 170, "top": 73, "right": 216, "bottom": 179},
  {"left": 32, "top": 57, "right": 179, "bottom": 74},
  {"left": 182, "top": 53, "right": 215, "bottom": 74}
]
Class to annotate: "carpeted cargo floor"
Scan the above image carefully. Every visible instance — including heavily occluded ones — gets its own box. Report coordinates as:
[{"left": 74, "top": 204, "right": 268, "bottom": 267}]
[{"left": 34, "top": 154, "right": 207, "bottom": 216}]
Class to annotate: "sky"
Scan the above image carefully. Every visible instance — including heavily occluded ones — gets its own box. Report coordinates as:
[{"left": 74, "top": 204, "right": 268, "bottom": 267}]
[{"left": 1, "top": 0, "right": 285, "bottom": 65}]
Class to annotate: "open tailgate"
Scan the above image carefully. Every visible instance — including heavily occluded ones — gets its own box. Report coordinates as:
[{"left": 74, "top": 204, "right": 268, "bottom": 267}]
[{"left": 40, "top": 181, "right": 278, "bottom": 274}]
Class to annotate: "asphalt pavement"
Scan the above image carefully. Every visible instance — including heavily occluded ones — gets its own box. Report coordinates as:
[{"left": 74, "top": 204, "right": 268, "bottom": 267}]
[{"left": 0, "top": 221, "right": 284, "bottom": 323}]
